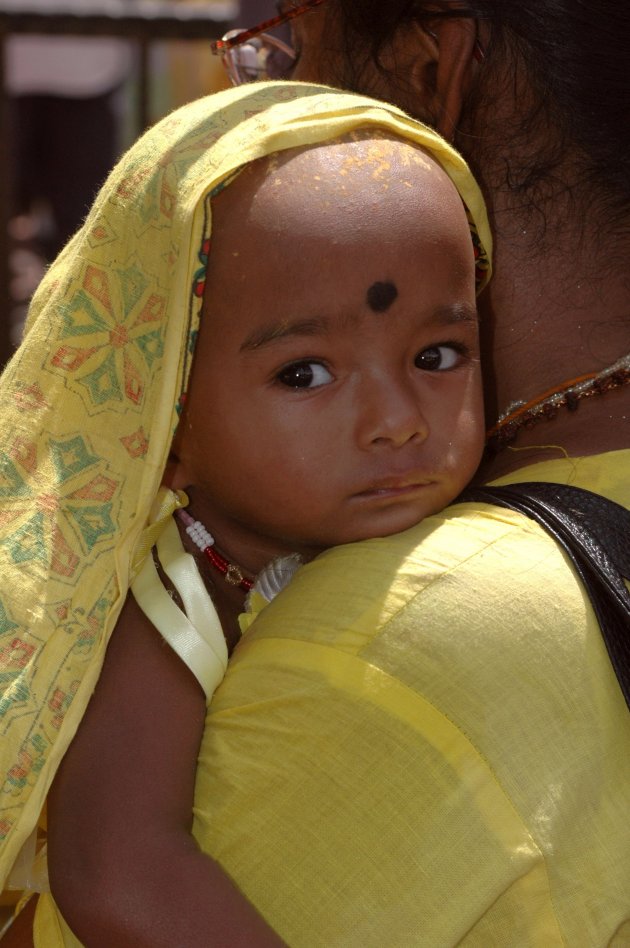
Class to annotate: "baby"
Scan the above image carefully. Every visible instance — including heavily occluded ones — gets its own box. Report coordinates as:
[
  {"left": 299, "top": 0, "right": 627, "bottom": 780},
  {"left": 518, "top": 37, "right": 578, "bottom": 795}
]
[{"left": 0, "top": 81, "right": 490, "bottom": 945}]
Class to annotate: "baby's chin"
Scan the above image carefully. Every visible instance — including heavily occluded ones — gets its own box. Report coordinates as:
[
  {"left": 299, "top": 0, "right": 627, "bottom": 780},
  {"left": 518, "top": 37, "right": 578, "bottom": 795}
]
[
  {"left": 288, "top": 486, "right": 466, "bottom": 555},
  {"left": 353, "top": 491, "right": 465, "bottom": 541},
  {"left": 327, "top": 507, "right": 447, "bottom": 548}
]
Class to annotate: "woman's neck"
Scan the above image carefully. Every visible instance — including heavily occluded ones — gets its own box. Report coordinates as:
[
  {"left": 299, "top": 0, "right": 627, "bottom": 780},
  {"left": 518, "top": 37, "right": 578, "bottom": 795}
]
[
  {"left": 477, "top": 384, "right": 630, "bottom": 481},
  {"left": 478, "top": 196, "right": 630, "bottom": 481}
]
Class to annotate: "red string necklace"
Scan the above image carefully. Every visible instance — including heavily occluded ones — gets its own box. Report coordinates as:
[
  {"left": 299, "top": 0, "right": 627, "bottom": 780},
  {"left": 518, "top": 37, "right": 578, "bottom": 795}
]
[{"left": 176, "top": 508, "right": 254, "bottom": 592}]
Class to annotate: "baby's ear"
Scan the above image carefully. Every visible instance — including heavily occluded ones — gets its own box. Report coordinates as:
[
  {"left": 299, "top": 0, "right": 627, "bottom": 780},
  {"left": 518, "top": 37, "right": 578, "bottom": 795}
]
[
  {"left": 162, "top": 422, "right": 189, "bottom": 490},
  {"left": 162, "top": 451, "right": 186, "bottom": 490}
]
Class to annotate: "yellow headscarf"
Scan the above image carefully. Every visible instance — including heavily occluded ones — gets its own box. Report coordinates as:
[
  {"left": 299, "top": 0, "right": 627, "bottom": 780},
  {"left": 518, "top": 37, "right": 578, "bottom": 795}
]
[{"left": 0, "top": 81, "right": 491, "bottom": 888}]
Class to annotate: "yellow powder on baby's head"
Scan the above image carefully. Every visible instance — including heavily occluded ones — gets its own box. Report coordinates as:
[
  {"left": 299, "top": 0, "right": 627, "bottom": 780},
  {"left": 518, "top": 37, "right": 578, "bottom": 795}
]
[
  {"left": 228, "top": 130, "right": 451, "bottom": 241},
  {"left": 254, "top": 130, "right": 435, "bottom": 199},
  {"left": 337, "top": 140, "right": 434, "bottom": 192}
]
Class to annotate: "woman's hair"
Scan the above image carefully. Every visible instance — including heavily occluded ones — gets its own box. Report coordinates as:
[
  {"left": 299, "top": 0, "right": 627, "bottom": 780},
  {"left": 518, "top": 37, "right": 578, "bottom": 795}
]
[{"left": 334, "top": 0, "right": 630, "bottom": 224}]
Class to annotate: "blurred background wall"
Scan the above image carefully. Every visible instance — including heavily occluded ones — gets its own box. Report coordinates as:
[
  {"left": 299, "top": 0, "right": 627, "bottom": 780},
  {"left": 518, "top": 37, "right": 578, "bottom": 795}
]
[{"left": 0, "top": 0, "right": 277, "bottom": 366}]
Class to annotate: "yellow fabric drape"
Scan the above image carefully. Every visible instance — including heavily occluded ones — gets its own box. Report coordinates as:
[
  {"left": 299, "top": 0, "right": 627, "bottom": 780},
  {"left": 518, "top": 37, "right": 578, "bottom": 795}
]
[{"left": 0, "top": 80, "right": 491, "bottom": 893}]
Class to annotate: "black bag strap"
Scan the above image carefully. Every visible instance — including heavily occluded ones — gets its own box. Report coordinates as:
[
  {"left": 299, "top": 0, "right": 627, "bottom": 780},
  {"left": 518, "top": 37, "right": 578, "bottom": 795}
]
[{"left": 459, "top": 482, "right": 630, "bottom": 713}]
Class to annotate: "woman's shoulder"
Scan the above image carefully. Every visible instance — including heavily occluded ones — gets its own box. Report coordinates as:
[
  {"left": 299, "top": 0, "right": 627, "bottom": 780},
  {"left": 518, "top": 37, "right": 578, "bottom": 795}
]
[
  {"left": 202, "top": 451, "right": 630, "bottom": 948},
  {"left": 488, "top": 446, "right": 630, "bottom": 502},
  {"left": 241, "top": 492, "right": 551, "bottom": 656},
  {"left": 240, "top": 448, "right": 630, "bottom": 654}
]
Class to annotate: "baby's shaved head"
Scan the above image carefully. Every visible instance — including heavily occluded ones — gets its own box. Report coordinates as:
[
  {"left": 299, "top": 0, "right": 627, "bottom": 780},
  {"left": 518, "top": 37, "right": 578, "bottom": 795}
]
[{"left": 211, "top": 130, "right": 461, "bottom": 254}]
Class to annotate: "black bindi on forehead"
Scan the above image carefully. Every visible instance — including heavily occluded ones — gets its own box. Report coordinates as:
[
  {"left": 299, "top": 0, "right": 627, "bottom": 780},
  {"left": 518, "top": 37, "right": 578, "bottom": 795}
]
[{"left": 366, "top": 281, "right": 398, "bottom": 313}]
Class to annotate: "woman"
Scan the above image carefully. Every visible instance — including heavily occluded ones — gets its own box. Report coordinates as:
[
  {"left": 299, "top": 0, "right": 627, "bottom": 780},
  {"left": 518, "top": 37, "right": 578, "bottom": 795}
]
[{"left": 184, "top": 1, "right": 630, "bottom": 944}]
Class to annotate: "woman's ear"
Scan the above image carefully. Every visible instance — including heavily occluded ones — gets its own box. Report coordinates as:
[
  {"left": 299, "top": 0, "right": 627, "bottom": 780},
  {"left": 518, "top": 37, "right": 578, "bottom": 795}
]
[
  {"left": 382, "top": 17, "right": 477, "bottom": 140},
  {"left": 377, "top": 21, "right": 439, "bottom": 124},
  {"left": 430, "top": 16, "right": 478, "bottom": 140}
]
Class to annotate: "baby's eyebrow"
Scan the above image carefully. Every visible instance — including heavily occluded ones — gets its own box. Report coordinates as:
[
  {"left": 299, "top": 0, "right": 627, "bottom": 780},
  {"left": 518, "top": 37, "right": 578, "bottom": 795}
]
[
  {"left": 240, "top": 302, "right": 478, "bottom": 352},
  {"left": 435, "top": 302, "right": 479, "bottom": 325},
  {"left": 240, "top": 316, "right": 333, "bottom": 351}
]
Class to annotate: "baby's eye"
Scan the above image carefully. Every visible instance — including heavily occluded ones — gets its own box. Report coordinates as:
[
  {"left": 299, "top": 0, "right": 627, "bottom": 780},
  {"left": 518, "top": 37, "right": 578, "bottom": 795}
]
[
  {"left": 415, "top": 344, "right": 464, "bottom": 372},
  {"left": 276, "top": 361, "right": 333, "bottom": 389}
]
